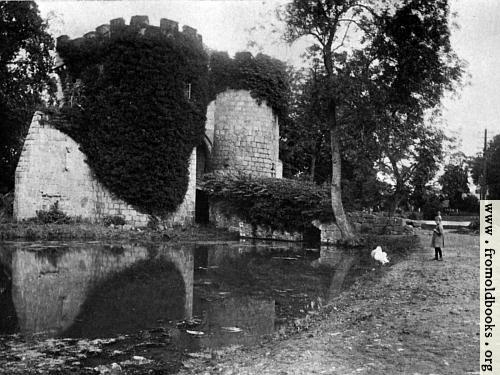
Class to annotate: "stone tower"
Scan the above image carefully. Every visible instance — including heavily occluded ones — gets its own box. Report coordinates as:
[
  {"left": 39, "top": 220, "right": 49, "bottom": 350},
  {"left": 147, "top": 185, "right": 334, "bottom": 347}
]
[{"left": 204, "top": 90, "right": 282, "bottom": 178}]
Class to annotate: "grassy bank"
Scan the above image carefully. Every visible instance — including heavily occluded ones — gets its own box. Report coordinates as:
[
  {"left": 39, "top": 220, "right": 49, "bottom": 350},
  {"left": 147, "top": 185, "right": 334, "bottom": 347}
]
[{"left": 0, "top": 222, "right": 239, "bottom": 242}]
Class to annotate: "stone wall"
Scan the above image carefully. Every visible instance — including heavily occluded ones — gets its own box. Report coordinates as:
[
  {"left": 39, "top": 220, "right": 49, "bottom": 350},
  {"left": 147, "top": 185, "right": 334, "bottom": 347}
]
[
  {"left": 14, "top": 112, "right": 196, "bottom": 227},
  {"left": 208, "top": 201, "right": 415, "bottom": 243},
  {"left": 209, "top": 201, "right": 303, "bottom": 241},
  {"left": 347, "top": 212, "right": 416, "bottom": 235},
  {"left": 312, "top": 220, "right": 342, "bottom": 244},
  {"left": 313, "top": 213, "right": 416, "bottom": 244},
  {"left": 209, "top": 90, "right": 280, "bottom": 178},
  {"left": 56, "top": 16, "right": 203, "bottom": 52}
]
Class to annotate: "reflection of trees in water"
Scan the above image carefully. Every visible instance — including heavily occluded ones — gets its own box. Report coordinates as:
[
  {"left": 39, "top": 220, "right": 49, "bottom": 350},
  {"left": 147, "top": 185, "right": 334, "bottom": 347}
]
[
  {"left": 0, "top": 263, "right": 18, "bottom": 333},
  {"left": 195, "top": 243, "right": 332, "bottom": 322},
  {"left": 319, "top": 246, "right": 363, "bottom": 301},
  {"left": 64, "top": 258, "right": 186, "bottom": 338}
]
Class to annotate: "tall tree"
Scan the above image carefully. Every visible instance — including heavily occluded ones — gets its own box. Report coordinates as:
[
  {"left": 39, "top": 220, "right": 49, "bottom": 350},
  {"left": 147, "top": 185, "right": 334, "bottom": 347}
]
[
  {"left": 281, "top": 65, "right": 330, "bottom": 182},
  {"left": 280, "top": 0, "right": 463, "bottom": 237},
  {"left": 282, "top": 63, "right": 385, "bottom": 209},
  {"left": 439, "top": 163, "right": 470, "bottom": 209},
  {"left": 377, "top": 121, "right": 445, "bottom": 212},
  {"left": 0, "top": 1, "right": 54, "bottom": 191}
]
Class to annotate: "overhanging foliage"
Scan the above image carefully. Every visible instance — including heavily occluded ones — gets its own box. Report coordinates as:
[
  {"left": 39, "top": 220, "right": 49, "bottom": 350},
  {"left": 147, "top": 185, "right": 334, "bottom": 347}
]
[
  {"left": 209, "top": 51, "right": 290, "bottom": 121},
  {"left": 199, "top": 173, "right": 334, "bottom": 232}
]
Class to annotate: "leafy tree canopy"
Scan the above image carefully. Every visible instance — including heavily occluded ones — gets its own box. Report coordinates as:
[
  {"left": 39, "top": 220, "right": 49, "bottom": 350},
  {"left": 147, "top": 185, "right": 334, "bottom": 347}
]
[
  {"left": 438, "top": 163, "right": 470, "bottom": 208},
  {"left": 279, "top": 0, "right": 464, "bottom": 222},
  {"left": 0, "top": 1, "right": 54, "bottom": 191}
]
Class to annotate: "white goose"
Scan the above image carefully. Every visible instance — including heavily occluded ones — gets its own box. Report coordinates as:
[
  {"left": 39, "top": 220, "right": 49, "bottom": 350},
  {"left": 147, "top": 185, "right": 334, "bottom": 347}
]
[{"left": 371, "top": 246, "right": 390, "bottom": 265}]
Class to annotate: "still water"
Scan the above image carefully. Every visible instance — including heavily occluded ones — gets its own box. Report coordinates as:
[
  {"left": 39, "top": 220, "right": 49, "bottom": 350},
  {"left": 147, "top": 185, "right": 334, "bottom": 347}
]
[{"left": 0, "top": 239, "right": 369, "bottom": 352}]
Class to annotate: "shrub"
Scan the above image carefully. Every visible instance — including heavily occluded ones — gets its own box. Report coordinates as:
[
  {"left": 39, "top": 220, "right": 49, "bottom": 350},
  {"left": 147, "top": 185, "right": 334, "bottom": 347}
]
[
  {"left": 147, "top": 215, "right": 160, "bottom": 230},
  {"left": 408, "top": 211, "right": 423, "bottom": 220},
  {"left": 199, "top": 173, "right": 334, "bottom": 232},
  {"left": 36, "top": 202, "right": 72, "bottom": 224},
  {"left": 468, "top": 218, "right": 479, "bottom": 231},
  {"left": 101, "top": 215, "right": 126, "bottom": 227},
  {"left": 456, "top": 195, "right": 480, "bottom": 213}
]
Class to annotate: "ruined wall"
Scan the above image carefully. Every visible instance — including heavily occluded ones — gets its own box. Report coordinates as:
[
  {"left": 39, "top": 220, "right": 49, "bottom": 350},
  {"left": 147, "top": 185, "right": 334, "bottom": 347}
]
[
  {"left": 14, "top": 112, "right": 196, "bottom": 227},
  {"left": 209, "top": 202, "right": 303, "bottom": 241},
  {"left": 347, "top": 212, "right": 416, "bottom": 236},
  {"left": 208, "top": 202, "right": 415, "bottom": 243},
  {"left": 209, "top": 90, "right": 280, "bottom": 178},
  {"left": 313, "top": 212, "right": 416, "bottom": 244}
]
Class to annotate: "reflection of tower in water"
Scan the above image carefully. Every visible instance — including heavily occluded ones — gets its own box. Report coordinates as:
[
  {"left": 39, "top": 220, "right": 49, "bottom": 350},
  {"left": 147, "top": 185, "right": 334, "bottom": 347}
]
[{"left": 4, "top": 242, "right": 194, "bottom": 337}]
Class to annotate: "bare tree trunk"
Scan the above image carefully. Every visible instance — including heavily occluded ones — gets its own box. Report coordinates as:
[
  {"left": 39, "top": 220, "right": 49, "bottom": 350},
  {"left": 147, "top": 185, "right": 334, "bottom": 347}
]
[
  {"left": 324, "top": 48, "right": 353, "bottom": 240},
  {"left": 390, "top": 192, "right": 403, "bottom": 216},
  {"left": 330, "top": 126, "right": 354, "bottom": 239},
  {"left": 388, "top": 156, "right": 404, "bottom": 216}
]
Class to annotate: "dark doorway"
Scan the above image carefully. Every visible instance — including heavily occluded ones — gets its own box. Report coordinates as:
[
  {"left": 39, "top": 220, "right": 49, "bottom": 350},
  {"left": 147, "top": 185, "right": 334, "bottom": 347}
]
[
  {"left": 195, "top": 189, "right": 209, "bottom": 224},
  {"left": 303, "top": 225, "right": 321, "bottom": 245}
]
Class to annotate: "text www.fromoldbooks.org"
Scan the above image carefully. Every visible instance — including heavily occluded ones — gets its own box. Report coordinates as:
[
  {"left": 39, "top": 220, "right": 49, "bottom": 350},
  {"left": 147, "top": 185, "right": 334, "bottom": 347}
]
[{"left": 481, "top": 201, "right": 500, "bottom": 372}]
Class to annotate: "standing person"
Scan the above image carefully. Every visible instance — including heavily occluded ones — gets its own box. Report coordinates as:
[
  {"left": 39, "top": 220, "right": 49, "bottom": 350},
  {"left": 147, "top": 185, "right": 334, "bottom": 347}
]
[{"left": 432, "top": 215, "right": 444, "bottom": 260}]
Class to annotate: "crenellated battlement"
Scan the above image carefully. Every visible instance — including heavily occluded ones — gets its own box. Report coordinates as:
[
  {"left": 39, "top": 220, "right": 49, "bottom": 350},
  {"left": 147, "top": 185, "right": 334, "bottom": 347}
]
[{"left": 56, "top": 15, "right": 203, "bottom": 48}]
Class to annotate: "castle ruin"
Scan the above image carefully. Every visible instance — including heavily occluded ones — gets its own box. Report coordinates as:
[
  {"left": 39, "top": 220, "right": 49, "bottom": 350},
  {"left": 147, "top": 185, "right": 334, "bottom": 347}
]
[{"left": 13, "top": 16, "right": 282, "bottom": 227}]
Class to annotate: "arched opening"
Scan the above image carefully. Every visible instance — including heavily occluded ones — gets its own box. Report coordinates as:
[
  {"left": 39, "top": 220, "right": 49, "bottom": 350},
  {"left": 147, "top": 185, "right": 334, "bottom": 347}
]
[{"left": 196, "top": 136, "right": 212, "bottom": 180}]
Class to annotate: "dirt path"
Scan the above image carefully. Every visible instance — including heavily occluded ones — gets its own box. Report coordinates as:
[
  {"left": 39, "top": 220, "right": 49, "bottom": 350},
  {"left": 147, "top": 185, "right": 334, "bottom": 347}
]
[{"left": 180, "top": 231, "right": 479, "bottom": 375}]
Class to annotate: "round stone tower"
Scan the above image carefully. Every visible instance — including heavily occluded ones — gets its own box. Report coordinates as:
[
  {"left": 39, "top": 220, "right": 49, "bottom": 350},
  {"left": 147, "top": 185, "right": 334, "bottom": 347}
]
[{"left": 207, "top": 89, "right": 280, "bottom": 178}]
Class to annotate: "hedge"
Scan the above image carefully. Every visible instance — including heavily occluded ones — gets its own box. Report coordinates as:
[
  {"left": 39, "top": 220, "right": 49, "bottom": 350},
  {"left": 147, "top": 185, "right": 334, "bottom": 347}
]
[{"left": 199, "top": 173, "right": 334, "bottom": 232}]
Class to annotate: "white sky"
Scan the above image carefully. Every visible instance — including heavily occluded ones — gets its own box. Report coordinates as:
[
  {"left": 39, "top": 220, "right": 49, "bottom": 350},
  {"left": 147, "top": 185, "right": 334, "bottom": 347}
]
[{"left": 36, "top": 0, "right": 500, "bottom": 157}]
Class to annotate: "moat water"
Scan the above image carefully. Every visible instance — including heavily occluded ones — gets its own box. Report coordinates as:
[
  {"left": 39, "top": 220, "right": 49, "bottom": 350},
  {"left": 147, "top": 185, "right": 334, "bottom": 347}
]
[{"left": 0, "top": 239, "right": 373, "bottom": 353}]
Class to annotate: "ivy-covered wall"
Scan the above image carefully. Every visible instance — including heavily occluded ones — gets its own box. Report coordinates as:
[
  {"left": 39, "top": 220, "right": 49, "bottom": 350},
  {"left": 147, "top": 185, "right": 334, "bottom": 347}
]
[
  {"left": 55, "top": 16, "right": 208, "bottom": 218},
  {"left": 14, "top": 112, "right": 197, "bottom": 227}
]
